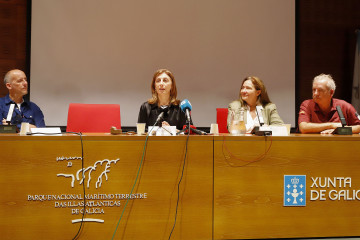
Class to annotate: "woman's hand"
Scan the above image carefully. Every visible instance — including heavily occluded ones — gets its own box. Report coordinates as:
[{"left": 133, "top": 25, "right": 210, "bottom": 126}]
[{"left": 161, "top": 121, "right": 170, "bottom": 127}]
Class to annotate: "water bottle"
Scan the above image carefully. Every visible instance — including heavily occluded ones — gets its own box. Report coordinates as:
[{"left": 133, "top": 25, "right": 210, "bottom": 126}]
[{"left": 238, "top": 108, "right": 246, "bottom": 135}]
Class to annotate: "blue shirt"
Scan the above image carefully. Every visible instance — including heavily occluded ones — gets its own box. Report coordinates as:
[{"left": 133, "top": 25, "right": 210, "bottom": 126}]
[{"left": 0, "top": 94, "right": 45, "bottom": 129}]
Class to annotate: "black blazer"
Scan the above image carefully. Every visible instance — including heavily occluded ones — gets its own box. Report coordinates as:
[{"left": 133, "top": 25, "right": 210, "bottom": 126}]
[{"left": 137, "top": 102, "right": 190, "bottom": 130}]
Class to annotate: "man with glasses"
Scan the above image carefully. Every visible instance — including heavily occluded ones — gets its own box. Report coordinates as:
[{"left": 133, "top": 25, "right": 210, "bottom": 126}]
[{"left": 0, "top": 69, "right": 45, "bottom": 129}]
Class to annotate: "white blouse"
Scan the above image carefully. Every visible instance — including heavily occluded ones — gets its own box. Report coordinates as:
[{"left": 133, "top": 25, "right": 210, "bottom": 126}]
[{"left": 245, "top": 106, "right": 260, "bottom": 133}]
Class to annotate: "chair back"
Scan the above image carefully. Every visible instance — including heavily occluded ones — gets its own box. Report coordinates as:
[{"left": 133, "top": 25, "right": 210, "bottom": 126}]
[
  {"left": 216, "top": 108, "right": 229, "bottom": 133},
  {"left": 66, "top": 103, "right": 121, "bottom": 133}
]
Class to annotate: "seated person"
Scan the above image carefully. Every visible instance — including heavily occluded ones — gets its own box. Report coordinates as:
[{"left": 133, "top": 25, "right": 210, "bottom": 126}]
[
  {"left": 298, "top": 74, "right": 360, "bottom": 134},
  {"left": 138, "top": 69, "right": 188, "bottom": 131},
  {"left": 227, "top": 76, "right": 284, "bottom": 133},
  {"left": 0, "top": 69, "right": 45, "bottom": 129}
]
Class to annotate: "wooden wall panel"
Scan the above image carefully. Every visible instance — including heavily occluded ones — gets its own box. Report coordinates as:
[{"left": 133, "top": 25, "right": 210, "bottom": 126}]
[
  {"left": 296, "top": 0, "right": 360, "bottom": 118},
  {"left": 0, "top": 0, "right": 28, "bottom": 97}
]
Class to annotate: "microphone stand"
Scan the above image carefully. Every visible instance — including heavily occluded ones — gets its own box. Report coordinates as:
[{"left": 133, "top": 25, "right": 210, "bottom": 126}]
[
  {"left": 177, "top": 120, "right": 207, "bottom": 135},
  {"left": 251, "top": 106, "right": 272, "bottom": 136},
  {"left": 158, "top": 126, "right": 174, "bottom": 135}
]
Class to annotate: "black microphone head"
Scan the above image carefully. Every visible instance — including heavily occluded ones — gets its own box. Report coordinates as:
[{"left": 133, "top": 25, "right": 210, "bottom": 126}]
[
  {"left": 155, "top": 111, "right": 165, "bottom": 125},
  {"left": 336, "top": 105, "right": 347, "bottom": 127}
]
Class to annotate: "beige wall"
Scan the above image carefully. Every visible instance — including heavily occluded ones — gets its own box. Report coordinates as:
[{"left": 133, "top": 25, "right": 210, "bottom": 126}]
[{"left": 30, "top": 0, "right": 295, "bottom": 127}]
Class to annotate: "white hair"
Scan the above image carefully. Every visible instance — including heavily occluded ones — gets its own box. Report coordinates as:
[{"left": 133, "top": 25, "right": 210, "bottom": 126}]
[
  {"left": 4, "top": 71, "right": 12, "bottom": 85},
  {"left": 313, "top": 74, "right": 336, "bottom": 92},
  {"left": 3, "top": 69, "right": 23, "bottom": 85}
]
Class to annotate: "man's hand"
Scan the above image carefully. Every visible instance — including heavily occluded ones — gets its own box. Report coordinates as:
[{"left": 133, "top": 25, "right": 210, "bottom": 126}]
[
  {"left": 320, "top": 129, "right": 335, "bottom": 134},
  {"left": 299, "top": 122, "right": 342, "bottom": 133},
  {"left": 2, "top": 118, "right": 8, "bottom": 125}
]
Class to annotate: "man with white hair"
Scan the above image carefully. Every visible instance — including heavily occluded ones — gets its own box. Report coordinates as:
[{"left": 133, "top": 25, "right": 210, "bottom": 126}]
[
  {"left": 0, "top": 69, "right": 45, "bottom": 129},
  {"left": 298, "top": 74, "right": 360, "bottom": 134}
]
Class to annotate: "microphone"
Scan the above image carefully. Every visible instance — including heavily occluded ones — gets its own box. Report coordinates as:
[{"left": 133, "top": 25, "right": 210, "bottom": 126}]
[
  {"left": 0, "top": 103, "right": 18, "bottom": 133},
  {"left": 180, "top": 99, "right": 192, "bottom": 122},
  {"left": 251, "top": 105, "right": 272, "bottom": 136},
  {"left": 336, "top": 105, "right": 347, "bottom": 127},
  {"left": 6, "top": 104, "right": 15, "bottom": 123},
  {"left": 155, "top": 112, "right": 165, "bottom": 125},
  {"left": 178, "top": 99, "right": 206, "bottom": 135},
  {"left": 147, "top": 111, "right": 165, "bottom": 136},
  {"left": 154, "top": 106, "right": 169, "bottom": 126},
  {"left": 255, "top": 106, "right": 265, "bottom": 126},
  {"left": 333, "top": 105, "right": 352, "bottom": 135}
]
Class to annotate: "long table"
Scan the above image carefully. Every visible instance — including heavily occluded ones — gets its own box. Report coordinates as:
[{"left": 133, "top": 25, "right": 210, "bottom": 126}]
[
  {"left": 214, "top": 134, "right": 360, "bottom": 239},
  {"left": 1, "top": 134, "right": 360, "bottom": 239}
]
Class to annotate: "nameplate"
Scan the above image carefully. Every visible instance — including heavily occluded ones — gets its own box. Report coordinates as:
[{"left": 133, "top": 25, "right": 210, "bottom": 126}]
[
  {"left": 260, "top": 125, "right": 288, "bottom": 136},
  {"left": 30, "top": 127, "right": 62, "bottom": 135},
  {"left": 148, "top": 126, "right": 176, "bottom": 136},
  {"left": 156, "top": 126, "right": 176, "bottom": 136}
]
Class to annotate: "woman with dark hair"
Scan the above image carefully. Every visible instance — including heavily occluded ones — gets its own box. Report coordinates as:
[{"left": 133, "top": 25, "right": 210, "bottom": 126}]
[
  {"left": 227, "top": 76, "right": 284, "bottom": 132},
  {"left": 138, "top": 69, "right": 188, "bottom": 130}
]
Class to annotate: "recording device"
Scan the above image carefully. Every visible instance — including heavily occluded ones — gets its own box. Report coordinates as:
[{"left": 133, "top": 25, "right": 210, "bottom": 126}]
[
  {"left": 110, "top": 126, "right": 122, "bottom": 135},
  {"left": 181, "top": 125, "right": 207, "bottom": 135},
  {"left": 333, "top": 105, "right": 352, "bottom": 135},
  {"left": 180, "top": 99, "right": 192, "bottom": 122},
  {"left": 0, "top": 103, "right": 17, "bottom": 133},
  {"left": 251, "top": 106, "right": 272, "bottom": 136}
]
